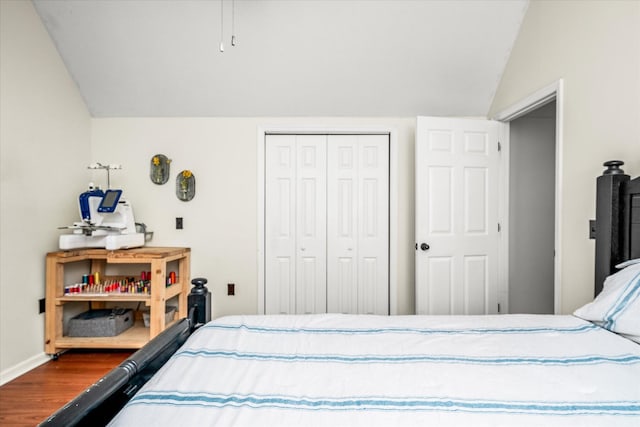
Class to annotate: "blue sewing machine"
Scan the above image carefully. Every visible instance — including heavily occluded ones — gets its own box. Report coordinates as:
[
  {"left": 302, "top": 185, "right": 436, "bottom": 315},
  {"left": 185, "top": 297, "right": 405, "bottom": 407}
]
[{"left": 58, "top": 164, "right": 145, "bottom": 250}]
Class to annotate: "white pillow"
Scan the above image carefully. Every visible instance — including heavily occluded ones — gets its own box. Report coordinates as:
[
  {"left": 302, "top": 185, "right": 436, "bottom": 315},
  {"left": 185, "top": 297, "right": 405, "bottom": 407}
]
[
  {"left": 615, "top": 258, "right": 640, "bottom": 269},
  {"left": 574, "top": 262, "right": 640, "bottom": 343}
]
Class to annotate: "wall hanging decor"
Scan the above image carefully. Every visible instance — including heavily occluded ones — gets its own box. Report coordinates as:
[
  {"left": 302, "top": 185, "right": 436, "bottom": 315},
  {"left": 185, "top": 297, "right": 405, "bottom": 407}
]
[
  {"left": 176, "top": 170, "right": 195, "bottom": 201},
  {"left": 150, "top": 154, "right": 171, "bottom": 185}
]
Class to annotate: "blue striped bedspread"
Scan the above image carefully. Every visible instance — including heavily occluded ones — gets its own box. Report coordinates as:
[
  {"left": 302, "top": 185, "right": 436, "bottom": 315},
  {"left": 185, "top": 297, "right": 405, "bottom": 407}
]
[{"left": 110, "top": 314, "right": 640, "bottom": 426}]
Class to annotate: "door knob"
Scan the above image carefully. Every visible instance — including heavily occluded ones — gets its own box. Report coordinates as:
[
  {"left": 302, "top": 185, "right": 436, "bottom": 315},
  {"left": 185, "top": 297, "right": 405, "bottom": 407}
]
[{"left": 420, "top": 243, "right": 430, "bottom": 251}]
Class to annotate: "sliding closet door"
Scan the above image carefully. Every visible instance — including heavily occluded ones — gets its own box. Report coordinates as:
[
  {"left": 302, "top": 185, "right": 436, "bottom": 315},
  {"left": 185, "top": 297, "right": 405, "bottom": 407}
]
[
  {"left": 265, "top": 135, "right": 327, "bottom": 314},
  {"left": 327, "top": 135, "right": 389, "bottom": 314}
]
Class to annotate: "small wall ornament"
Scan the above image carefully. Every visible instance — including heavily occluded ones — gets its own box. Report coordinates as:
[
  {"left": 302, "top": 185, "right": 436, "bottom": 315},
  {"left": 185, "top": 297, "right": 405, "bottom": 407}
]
[
  {"left": 150, "top": 154, "right": 171, "bottom": 185},
  {"left": 176, "top": 169, "right": 195, "bottom": 201}
]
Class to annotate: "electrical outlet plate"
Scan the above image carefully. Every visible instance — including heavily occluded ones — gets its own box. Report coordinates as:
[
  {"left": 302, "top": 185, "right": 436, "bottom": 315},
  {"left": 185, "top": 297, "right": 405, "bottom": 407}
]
[{"left": 227, "top": 283, "right": 235, "bottom": 296}]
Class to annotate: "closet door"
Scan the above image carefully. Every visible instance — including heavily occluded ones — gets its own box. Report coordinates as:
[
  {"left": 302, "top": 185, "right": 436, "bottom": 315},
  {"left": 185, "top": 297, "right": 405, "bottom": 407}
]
[
  {"left": 327, "top": 135, "right": 389, "bottom": 314},
  {"left": 265, "top": 135, "right": 327, "bottom": 314}
]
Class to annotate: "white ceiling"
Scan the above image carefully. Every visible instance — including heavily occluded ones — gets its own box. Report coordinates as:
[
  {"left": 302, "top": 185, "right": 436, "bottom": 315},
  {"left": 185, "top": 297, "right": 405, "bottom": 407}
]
[{"left": 32, "top": 0, "right": 529, "bottom": 117}]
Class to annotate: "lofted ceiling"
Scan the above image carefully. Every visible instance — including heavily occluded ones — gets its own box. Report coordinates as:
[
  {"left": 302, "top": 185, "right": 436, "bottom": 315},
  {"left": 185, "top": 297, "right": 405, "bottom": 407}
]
[{"left": 32, "top": 0, "right": 529, "bottom": 117}]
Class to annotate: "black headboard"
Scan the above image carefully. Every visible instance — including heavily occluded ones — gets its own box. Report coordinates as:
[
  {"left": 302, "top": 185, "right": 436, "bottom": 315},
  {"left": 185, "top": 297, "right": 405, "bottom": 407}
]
[{"left": 593, "top": 160, "right": 640, "bottom": 296}]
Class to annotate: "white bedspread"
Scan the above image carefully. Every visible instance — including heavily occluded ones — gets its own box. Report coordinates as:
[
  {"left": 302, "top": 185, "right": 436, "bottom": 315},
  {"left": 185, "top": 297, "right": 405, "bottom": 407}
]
[{"left": 110, "top": 314, "right": 640, "bottom": 426}]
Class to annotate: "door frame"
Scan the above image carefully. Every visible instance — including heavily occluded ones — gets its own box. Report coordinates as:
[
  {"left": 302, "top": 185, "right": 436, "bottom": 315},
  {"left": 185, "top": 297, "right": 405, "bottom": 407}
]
[
  {"left": 493, "top": 79, "right": 565, "bottom": 314},
  {"left": 257, "top": 126, "right": 399, "bottom": 315}
]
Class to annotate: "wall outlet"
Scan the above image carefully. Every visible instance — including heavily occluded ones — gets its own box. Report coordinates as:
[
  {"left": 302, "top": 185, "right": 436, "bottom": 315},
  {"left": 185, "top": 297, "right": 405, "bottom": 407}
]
[
  {"left": 227, "top": 283, "right": 235, "bottom": 296},
  {"left": 39, "top": 298, "right": 46, "bottom": 314},
  {"left": 176, "top": 217, "right": 183, "bottom": 229}
]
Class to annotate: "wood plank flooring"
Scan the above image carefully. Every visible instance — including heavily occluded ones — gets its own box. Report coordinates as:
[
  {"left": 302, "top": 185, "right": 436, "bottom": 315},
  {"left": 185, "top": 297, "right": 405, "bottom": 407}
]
[{"left": 0, "top": 350, "right": 133, "bottom": 427}]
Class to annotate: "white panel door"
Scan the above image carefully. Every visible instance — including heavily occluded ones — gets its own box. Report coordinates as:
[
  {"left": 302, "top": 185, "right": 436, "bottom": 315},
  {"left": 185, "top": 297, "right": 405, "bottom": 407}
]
[
  {"left": 265, "top": 133, "right": 390, "bottom": 315},
  {"left": 265, "top": 135, "right": 326, "bottom": 314},
  {"left": 327, "top": 135, "right": 389, "bottom": 315},
  {"left": 415, "top": 117, "right": 499, "bottom": 315}
]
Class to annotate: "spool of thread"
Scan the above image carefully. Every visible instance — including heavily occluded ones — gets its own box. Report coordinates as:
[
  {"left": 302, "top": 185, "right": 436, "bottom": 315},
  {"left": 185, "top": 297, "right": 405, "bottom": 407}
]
[
  {"left": 94, "top": 272, "right": 100, "bottom": 284},
  {"left": 169, "top": 271, "right": 176, "bottom": 284}
]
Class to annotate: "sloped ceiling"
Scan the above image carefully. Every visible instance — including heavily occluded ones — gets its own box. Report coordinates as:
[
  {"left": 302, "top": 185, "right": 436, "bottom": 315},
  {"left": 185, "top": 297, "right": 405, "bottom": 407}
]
[{"left": 32, "top": 0, "right": 528, "bottom": 117}]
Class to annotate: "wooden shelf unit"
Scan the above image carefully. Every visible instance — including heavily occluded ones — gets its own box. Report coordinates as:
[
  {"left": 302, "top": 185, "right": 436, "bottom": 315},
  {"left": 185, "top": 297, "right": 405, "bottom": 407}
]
[{"left": 45, "top": 247, "right": 190, "bottom": 355}]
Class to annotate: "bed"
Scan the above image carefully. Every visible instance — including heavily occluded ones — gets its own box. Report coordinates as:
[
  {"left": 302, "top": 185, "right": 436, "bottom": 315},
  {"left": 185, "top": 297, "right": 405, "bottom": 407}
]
[{"left": 40, "top": 160, "right": 640, "bottom": 426}]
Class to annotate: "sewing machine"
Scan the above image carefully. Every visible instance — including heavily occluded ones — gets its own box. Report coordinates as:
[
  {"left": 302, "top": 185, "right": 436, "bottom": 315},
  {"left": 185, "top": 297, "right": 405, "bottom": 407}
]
[
  {"left": 59, "top": 185, "right": 145, "bottom": 250},
  {"left": 59, "top": 162, "right": 146, "bottom": 250}
]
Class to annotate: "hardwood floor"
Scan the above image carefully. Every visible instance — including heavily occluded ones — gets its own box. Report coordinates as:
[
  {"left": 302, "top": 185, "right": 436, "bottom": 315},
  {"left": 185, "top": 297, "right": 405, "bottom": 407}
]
[{"left": 0, "top": 350, "right": 132, "bottom": 427}]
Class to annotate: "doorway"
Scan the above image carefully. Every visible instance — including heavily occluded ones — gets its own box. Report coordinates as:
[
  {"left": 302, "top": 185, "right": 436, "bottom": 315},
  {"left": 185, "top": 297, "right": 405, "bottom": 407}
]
[
  {"left": 508, "top": 101, "right": 556, "bottom": 313},
  {"left": 494, "top": 79, "right": 564, "bottom": 314}
]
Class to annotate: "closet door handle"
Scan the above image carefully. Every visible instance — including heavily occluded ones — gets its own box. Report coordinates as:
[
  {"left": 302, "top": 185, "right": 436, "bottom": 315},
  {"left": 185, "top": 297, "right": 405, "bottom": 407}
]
[{"left": 420, "top": 243, "right": 430, "bottom": 251}]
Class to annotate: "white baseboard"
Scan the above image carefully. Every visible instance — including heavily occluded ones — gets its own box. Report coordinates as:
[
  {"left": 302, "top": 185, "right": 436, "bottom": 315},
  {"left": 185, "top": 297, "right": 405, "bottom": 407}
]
[{"left": 0, "top": 352, "right": 50, "bottom": 386}]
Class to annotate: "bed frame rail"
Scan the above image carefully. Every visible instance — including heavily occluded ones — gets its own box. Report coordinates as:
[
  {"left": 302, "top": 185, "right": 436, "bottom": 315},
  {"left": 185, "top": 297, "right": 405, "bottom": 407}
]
[
  {"left": 39, "top": 278, "right": 211, "bottom": 426},
  {"left": 38, "top": 318, "right": 193, "bottom": 427}
]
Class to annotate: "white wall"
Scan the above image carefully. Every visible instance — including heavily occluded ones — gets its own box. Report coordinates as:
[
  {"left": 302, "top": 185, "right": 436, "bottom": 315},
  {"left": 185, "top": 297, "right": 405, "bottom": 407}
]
[
  {"left": 0, "top": 1, "right": 91, "bottom": 382},
  {"left": 489, "top": 0, "right": 640, "bottom": 313},
  {"left": 90, "top": 118, "right": 416, "bottom": 319}
]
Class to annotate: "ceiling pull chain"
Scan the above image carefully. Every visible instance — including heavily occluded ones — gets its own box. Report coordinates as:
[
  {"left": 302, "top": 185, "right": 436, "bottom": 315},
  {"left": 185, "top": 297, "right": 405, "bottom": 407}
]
[
  {"left": 219, "top": 0, "right": 225, "bottom": 52},
  {"left": 231, "top": 0, "right": 237, "bottom": 46}
]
